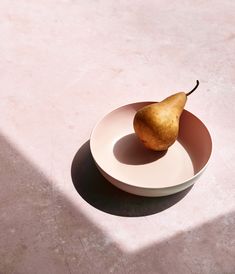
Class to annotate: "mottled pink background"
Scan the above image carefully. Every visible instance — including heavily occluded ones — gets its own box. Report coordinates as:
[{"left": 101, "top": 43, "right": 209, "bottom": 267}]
[{"left": 0, "top": 0, "right": 234, "bottom": 273}]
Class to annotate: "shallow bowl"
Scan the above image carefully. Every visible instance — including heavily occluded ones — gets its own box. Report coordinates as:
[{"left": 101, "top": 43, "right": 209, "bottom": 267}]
[{"left": 90, "top": 102, "right": 212, "bottom": 197}]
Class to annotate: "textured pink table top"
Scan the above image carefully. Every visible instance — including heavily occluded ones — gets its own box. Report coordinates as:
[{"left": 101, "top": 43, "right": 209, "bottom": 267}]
[{"left": 0, "top": 1, "right": 234, "bottom": 273}]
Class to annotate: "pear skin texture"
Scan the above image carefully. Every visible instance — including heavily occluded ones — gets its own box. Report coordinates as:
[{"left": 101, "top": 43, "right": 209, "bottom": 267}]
[{"left": 133, "top": 92, "right": 187, "bottom": 151}]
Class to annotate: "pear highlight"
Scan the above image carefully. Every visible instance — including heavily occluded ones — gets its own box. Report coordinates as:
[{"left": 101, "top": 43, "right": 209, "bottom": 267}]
[{"left": 133, "top": 81, "right": 199, "bottom": 151}]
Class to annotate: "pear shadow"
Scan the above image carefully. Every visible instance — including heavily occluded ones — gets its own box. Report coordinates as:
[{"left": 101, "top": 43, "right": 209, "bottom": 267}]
[
  {"left": 71, "top": 140, "right": 193, "bottom": 217},
  {"left": 113, "top": 133, "right": 167, "bottom": 165}
]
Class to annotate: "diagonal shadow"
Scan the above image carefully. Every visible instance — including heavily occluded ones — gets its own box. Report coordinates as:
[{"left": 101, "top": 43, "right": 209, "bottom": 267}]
[
  {"left": 0, "top": 133, "right": 124, "bottom": 274},
  {"left": 0, "top": 133, "right": 234, "bottom": 274},
  {"left": 71, "top": 140, "right": 192, "bottom": 217}
]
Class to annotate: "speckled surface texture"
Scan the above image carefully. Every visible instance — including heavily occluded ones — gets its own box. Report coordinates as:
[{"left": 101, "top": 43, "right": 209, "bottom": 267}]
[{"left": 0, "top": 0, "right": 235, "bottom": 273}]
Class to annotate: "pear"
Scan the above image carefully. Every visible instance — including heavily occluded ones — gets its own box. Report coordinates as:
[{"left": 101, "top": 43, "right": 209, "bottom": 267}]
[{"left": 133, "top": 81, "right": 199, "bottom": 151}]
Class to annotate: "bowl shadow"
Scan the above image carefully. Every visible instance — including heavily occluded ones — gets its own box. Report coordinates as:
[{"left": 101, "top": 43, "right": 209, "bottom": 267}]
[
  {"left": 71, "top": 140, "right": 193, "bottom": 217},
  {"left": 113, "top": 133, "right": 167, "bottom": 165}
]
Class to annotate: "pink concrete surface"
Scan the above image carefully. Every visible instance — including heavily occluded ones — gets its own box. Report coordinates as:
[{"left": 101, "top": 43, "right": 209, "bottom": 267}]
[{"left": 0, "top": 0, "right": 234, "bottom": 273}]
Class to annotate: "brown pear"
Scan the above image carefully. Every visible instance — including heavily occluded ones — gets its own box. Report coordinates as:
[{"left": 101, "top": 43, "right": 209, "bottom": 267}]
[{"left": 133, "top": 81, "right": 199, "bottom": 151}]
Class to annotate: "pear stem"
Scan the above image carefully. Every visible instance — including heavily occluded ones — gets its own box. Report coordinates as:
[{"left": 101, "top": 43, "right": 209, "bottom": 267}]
[{"left": 186, "top": 80, "right": 199, "bottom": 96}]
